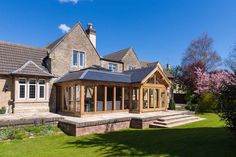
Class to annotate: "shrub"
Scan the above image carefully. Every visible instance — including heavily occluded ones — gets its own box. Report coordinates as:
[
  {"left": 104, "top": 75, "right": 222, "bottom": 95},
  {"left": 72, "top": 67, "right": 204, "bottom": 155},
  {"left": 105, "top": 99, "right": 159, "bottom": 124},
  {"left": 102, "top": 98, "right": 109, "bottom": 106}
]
[
  {"left": 168, "top": 98, "right": 176, "bottom": 110},
  {"left": 0, "top": 128, "right": 15, "bottom": 140},
  {"left": 185, "top": 101, "right": 198, "bottom": 112},
  {"left": 219, "top": 85, "right": 236, "bottom": 130},
  {"left": 0, "top": 107, "right": 6, "bottom": 114},
  {"left": 198, "top": 92, "right": 219, "bottom": 113}
]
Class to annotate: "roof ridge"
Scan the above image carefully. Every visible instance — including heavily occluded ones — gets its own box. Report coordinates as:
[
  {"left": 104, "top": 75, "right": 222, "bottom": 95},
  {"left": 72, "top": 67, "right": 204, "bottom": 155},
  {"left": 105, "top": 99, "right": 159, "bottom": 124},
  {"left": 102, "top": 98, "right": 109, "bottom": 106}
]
[
  {"left": 87, "top": 69, "right": 130, "bottom": 76},
  {"left": 0, "top": 41, "right": 48, "bottom": 51}
]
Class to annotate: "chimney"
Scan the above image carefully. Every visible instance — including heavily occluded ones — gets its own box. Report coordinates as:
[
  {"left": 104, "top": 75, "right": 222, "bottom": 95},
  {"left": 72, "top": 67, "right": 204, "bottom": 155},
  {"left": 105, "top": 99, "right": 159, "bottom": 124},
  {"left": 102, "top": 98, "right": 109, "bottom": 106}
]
[
  {"left": 86, "top": 23, "right": 96, "bottom": 48},
  {"left": 166, "top": 64, "right": 171, "bottom": 71}
]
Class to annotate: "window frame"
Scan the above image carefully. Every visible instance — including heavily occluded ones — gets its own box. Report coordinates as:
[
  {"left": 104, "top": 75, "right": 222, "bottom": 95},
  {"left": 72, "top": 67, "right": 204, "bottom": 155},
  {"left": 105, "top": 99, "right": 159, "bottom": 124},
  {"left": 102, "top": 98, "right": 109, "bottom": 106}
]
[
  {"left": 72, "top": 50, "right": 79, "bottom": 66},
  {"left": 38, "top": 79, "right": 46, "bottom": 99},
  {"left": 18, "top": 78, "right": 27, "bottom": 100},
  {"left": 28, "top": 78, "right": 37, "bottom": 100},
  {"left": 108, "top": 63, "right": 118, "bottom": 72},
  {"left": 79, "top": 52, "right": 85, "bottom": 68}
]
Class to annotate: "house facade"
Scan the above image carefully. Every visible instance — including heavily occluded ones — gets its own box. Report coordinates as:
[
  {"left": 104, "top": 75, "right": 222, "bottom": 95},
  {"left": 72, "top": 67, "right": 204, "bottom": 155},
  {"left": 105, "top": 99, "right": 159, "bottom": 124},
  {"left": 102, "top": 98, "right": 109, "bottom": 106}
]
[{"left": 0, "top": 22, "right": 172, "bottom": 116}]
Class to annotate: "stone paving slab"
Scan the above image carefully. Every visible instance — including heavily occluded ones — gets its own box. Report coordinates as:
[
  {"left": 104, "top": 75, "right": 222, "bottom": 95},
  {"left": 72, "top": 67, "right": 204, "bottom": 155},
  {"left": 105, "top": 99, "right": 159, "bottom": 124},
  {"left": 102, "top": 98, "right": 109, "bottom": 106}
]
[{"left": 62, "top": 110, "right": 192, "bottom": 124}]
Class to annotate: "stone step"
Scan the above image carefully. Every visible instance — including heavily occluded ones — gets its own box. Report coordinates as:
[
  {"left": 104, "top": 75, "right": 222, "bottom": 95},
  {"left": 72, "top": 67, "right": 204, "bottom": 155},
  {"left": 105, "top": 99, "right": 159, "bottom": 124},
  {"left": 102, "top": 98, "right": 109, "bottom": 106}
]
[
  {"left": 157, "top": 114, "right": 192, "bottom": 121},
  {"left": 150, "top": 117, "right": 205, "bottom": 128},
  {"left": 154, "top": 116, "right": 199, "bottom": 125}
]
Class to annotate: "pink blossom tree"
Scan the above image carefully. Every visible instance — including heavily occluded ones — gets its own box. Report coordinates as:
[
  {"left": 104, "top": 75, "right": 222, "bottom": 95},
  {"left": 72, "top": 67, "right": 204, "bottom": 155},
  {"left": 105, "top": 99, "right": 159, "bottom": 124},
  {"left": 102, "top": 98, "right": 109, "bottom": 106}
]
[{"left": 195, "top": 67, "right": 236, "bottom": 94}]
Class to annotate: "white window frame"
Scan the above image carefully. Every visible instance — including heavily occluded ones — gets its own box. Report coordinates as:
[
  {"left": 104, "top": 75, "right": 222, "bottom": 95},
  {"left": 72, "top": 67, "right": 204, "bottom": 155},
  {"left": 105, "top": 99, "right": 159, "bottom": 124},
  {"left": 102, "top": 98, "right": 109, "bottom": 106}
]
[
  {"left": 18, "top": 78, "right": 27, "bottom": 100},
  {"left": 28, "top": 78, "right": 37, "bottom": 100},
  {"left": 72, "top": 50, "right": 79, "bottom": 66},
  {"left": 108, "top": 63, "right": 118, "bottom": 72},
  {"left": 38, "top": 79, "right": 46, "bottom": 100},
  {"left": 79, "top": 52, "right": 85, "bottom": 68}
]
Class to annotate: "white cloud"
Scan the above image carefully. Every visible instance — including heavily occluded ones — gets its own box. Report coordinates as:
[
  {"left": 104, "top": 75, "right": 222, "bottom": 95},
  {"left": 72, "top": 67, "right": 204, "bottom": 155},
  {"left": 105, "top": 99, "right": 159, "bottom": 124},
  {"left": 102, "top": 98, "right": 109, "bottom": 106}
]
[
  {"left": 59, "top": 0, "right": 79, "bottom": 4},
  {"left": 58, "top": 24, "right": 71, "bottom": 33}
]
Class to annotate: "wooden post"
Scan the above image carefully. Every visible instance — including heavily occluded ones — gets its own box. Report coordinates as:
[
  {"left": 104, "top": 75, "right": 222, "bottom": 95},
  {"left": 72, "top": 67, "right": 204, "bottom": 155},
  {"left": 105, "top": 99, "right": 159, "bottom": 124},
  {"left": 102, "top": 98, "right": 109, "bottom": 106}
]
[
  {"left": 113, "top": 86, "right": 116, "bottom": 111},
  {"left": 154, "top": 89, "right": 156, "bottom": 111},
  {"left": 158, "top": 88, "right": 162, "bottom": 109},
  {"left": 147, "top": 88, "right": 150, "bottom": 111},
  {"left": 73, "top": 85, "right": 76, "bottom": 113},
  {"left": 139, "top": 87, "right": 143, "bottom": 113},
  {"left": 165, "top": 89, "right": 168, "bottom": 111},
  {"left": 94, "top": 86, "right": 97, "bottom": 112},
  {"left": 154, "top": 73, "right": 157, "bottom": 84},
  {"left": 104, "top": 86, "right": 107, "bottom": 111},
  {"left": 129, "top": 88, "right": 132, "bottom": 111},
  {"left": 61, "top": 86, "right": 64, "bottom": 112},
  {"left": 80, "top": 85, "right": 84, "bottom": 116},
  {"left": 122, "top": 87, "right": 124, "bottom": 111}
]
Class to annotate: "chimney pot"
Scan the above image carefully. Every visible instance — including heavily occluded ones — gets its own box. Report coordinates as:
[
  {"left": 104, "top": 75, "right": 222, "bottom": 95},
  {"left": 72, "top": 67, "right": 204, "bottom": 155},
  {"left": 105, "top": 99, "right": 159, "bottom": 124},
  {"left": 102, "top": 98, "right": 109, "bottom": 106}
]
[
  {"left": 88, "top": 23, "right": 93, "bottom": 29},
  {"left": 86, "top": 23, "right": 96, "bottom": 48},
  {"left": 166, "top": 64, "right": 171, "bottom": 71}
]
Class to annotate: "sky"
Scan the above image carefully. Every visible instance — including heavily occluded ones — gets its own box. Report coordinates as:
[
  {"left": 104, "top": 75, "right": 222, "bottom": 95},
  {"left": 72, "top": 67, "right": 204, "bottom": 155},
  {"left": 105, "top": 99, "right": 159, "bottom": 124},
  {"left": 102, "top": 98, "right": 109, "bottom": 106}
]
[{"left": 0, "top": 0, "right": 236, "bottom": 68}]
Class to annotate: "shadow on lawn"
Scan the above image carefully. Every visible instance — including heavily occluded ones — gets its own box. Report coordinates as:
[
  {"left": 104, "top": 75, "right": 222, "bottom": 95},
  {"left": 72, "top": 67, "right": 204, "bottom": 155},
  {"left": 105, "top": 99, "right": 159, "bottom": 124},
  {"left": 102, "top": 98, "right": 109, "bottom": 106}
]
[{"left": 66, "top": 127, "right": 236, "bottom": 157}]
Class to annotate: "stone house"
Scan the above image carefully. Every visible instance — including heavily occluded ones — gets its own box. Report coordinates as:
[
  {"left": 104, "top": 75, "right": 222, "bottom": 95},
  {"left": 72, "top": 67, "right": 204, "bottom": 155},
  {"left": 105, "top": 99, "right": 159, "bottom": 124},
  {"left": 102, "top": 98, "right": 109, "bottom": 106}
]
[{"left": 0, "top": 22, "right": 173, "bottom": 116}]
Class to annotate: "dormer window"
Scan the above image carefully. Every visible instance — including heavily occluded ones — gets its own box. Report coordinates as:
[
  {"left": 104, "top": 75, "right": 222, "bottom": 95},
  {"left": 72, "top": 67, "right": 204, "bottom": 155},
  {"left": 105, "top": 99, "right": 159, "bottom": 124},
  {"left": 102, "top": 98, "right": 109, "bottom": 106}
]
[
  {"left": 109, "top": 63, "right": 118, "bottom": 72},
  {"left": 73, "top": 50, "right": 85, "bottom": 67}
]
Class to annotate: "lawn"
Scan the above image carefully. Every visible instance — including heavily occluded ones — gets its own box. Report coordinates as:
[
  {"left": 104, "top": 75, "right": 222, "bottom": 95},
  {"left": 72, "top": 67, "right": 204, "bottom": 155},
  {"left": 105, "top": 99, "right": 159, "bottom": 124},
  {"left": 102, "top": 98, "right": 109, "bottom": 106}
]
[{"left": 0, "top": 113, "right": 236, "bottom": 157}]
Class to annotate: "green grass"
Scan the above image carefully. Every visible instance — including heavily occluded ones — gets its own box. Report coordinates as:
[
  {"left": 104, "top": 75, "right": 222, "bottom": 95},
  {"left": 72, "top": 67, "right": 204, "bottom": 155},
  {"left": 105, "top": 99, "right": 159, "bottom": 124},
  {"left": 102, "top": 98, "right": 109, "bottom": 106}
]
[{"left": 0, "top": 113, "right": 236, "bottom": 157}]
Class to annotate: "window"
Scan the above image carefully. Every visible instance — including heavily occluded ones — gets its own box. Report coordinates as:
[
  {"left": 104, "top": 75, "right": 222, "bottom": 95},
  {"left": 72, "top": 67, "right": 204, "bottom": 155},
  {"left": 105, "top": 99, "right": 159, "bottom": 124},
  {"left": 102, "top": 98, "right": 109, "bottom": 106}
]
[
  {"left": 28, "top": 79, "right": 36, "bottom": 99},
  {"left": 73, "top": 50, "right": 85, "bottom": 67},
  {"left": 73, "top": 50, "right": 78, "bottom": 66},
  {"left": 38, "top": 79, "right": 45, "bottom": 99},
  {"left": 19, "top": 78, "right": 26, "bottom": 99},
  {"left": 128, "top": 66, "right": 135, "bottom": 70},
  {"left": 79, "top": 52, "right": 85, "bottom": 67},
  {"left": 108, "top": 63, "right": 118, "bottom": 72}
]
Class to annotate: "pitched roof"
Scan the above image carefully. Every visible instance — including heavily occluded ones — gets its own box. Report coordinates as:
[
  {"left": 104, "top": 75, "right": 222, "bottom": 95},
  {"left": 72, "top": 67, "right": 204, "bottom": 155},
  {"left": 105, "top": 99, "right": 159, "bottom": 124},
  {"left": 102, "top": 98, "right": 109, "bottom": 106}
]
[
  {"left": 55, "top": 66, "right": 164, "bottom": 85},
  {"left": 46, "top": 22, "right": 101, "bottom": 58},
  {"left": 140, "top": 60, "right": 159, "bottom": 67},
  {"left": 0, "top": 41, "right": 50, "bottom": 76},
  {"left": 12, "top": 60, "right": 53, "bottom": 77},
  {"left": 46, "top": 35, "right": 65, "bottom": 50},
  {"left": 55, "top": 69, "right": 131, "bottom": 84},
  {"left": 103, "top": 48, "right": 131, "bottom": 62},
  {"left": 123, "top": 66, "right": 157, "bottom": 83}
]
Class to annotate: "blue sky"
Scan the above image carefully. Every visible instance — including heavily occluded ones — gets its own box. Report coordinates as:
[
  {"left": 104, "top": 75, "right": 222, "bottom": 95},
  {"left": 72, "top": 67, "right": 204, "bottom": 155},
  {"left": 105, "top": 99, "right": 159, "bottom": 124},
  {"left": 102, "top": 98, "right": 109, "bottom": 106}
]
[{"left": 0, "top": 0, "right": 236, "bottom": 67}]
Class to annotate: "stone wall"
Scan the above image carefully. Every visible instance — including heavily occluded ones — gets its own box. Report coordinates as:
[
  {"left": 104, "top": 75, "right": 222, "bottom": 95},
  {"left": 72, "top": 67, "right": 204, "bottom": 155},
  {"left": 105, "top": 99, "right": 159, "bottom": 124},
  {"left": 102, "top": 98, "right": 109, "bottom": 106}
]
[
  {"left": 49, "top": 23, "right": 101, "bottom": 77},
  {"left": 0, "top": 76, "right": 13, "bottom": 109},
  {"left": 122, "top": 49, "right": 141, "bottom": 71},
  {"left": 59, "top": 116, "right": 161, "bottom": 136},
  {"left": 100, "top": 60, "right": 123, "bottom": 72}
]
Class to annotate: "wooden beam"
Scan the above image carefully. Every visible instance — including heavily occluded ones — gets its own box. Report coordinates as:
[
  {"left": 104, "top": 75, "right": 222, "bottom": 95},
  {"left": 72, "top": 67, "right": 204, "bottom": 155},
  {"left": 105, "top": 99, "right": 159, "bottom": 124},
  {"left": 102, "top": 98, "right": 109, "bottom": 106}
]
[
  {"left": 104, "top": 86, "right": 107, "bottom": 111},
  {"left": 122, "top": 87, "right": 124, "bottom": 111},
  {"left": 94, "top": 86, "right": 97, "bottom": 112},
  {"left": 113, "top": 86, "right": 116, "bottom": 111},
  {"left": 80, "top": 85, "right": 84, "bottom": 115}
]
